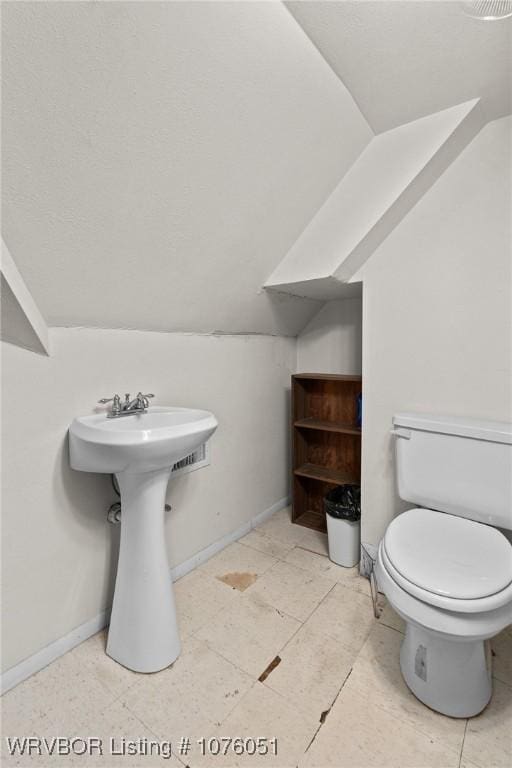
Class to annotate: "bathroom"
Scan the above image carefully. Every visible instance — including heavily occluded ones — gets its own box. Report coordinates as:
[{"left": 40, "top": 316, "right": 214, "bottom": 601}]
[{"left": 1, "top": 1, "right": 511, "bottom": 766}]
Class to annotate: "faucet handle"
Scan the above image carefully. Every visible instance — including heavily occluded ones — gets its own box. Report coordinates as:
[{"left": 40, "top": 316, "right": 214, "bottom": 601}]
[
  {"left": 98, "top": 394, "right": 121, "bottom": 413},
  {"left": 98, "top": 395, "right": 118, "bottom": 404},
  {"left": 137, "top": 392, "right": 154, "bottom": 408}
]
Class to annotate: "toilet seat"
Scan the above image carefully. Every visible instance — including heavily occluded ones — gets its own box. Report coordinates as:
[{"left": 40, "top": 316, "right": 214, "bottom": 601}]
[{"left": 382, "top": 508, "right": 512, "bottom": 613}]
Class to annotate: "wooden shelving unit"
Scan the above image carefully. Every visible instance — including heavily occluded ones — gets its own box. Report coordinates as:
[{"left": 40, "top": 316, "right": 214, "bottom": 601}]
[
  {"left": 293, "top": 418, "right": 361, "bottom": 436},
  {"left": 292, "top": 373, "right": 362, "bottom": 533}
]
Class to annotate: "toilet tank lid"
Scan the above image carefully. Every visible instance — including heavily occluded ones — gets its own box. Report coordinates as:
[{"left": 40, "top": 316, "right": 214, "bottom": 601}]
[{"left": 393, "top": 413, "right": 512, "bottom": 444}]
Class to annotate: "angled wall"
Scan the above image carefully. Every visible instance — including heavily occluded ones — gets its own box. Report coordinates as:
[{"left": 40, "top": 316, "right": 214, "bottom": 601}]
[
  {"left": 355, "top": 116, "right": 512, "bottom": 549},
  {"left": 1, "top": 239, "right": 49, "bottom": 355},
  {"left": 265, "top": 99, "right": 483, "bottom": 300}
]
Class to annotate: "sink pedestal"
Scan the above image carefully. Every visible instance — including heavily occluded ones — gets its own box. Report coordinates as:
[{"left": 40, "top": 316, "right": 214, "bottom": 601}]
[
  {"left": 69, "top": 405, "right": 217, "bottom": 672},
  {"left": 106, "top": 468, "right": 180, "bottom": 673}
]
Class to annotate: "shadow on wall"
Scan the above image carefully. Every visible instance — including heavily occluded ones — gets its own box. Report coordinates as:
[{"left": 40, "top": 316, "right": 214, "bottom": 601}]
[
  {"left": 285, "top": 386, "right": 292, "bottom": 495},
  {"left": 54, "top": 434, "right": 120, "bottom": 612},
  {"left": 297, "top": 296, "right": 363, "bottom": 376},
  {"left": 264, "top": 290, "right": 322, "bottom": 337},
  {"left": 389, "top": 436, "right": 408, "bottom": 520},
  {"left": 366, "top": 425, "right": 408, "bottom": 541}
]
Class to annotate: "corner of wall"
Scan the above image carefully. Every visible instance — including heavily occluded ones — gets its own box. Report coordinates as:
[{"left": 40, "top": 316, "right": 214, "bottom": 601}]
[{"left": 1, "top": 239, "right": 50, "bottom": 355}]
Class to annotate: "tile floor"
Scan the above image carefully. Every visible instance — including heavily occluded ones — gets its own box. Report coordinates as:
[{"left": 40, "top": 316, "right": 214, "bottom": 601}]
[{"left": 2, "top": 507, "right": 511, "bottom": 768}]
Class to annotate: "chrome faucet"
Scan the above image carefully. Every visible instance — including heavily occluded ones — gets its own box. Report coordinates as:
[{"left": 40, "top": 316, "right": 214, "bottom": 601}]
[{"left": 98, "top": 392, "right": 154, "bottom": 418}]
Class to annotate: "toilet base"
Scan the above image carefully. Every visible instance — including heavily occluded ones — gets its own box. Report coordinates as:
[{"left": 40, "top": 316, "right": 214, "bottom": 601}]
[{"left": 400, "top": 623, "right": 492, "bottom": 718}]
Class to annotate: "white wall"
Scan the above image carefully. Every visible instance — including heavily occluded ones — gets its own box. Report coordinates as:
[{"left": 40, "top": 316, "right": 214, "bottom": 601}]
[
  {"left": 355, "top": 116, "right": 512, "bottom": 548},
  {"left": 266, "top": 100, "right": 481, "bottom": 297},
  {"left": 1, "top": 239, "right": 49, "bottom": 356},
  {"left": 1, "top": 328, "right": 295, "bottom": 673},
  {"left": 297, "top": 297, "right": 362, "bottom": 375},
  {"left": 2, "top": 1, "right": 371, "bottom": 336}
]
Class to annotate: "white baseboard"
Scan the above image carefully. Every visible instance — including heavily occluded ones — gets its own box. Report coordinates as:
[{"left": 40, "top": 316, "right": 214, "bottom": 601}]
[
  {"left": 0, "top": 610, "right": 109, "bottom": 696},
  {"left": 0, "top": 496, "right": 290, "bottom": 695},
  {"left": 170, "top": 495, "right": 289, "bottom": 580}
]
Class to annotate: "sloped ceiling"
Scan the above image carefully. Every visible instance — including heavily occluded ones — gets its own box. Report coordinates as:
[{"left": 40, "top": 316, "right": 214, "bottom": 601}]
[
  {"left": 265, "top": 99, "right": 484, "bottom": 300},
  {"left": 1, "top": 1, "right": 372, "bottom": 336},
  {"left": 286, "top": 0, "right": 512, "bottom": 132}
]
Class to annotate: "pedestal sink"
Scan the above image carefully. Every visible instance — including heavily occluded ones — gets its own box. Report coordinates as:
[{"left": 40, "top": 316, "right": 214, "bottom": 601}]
[{"left": 69, "top": 406, "right": 217, "bottom": 672}]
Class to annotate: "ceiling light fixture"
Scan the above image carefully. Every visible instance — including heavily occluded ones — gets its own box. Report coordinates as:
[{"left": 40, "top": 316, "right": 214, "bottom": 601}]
[{"left": 462, "top": 1, "right": 512, "bottom": 20}]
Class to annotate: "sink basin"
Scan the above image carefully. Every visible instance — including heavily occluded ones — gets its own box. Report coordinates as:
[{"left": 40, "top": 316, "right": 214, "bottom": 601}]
[
  {"left": 69, "top": 405, "right": 218, "bottom": 674},
  {"left": 70, "top": 406, "right": 217, "bottom": 473}
]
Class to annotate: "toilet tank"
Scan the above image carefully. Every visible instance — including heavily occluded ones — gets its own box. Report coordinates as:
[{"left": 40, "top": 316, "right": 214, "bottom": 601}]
[{"left": 393, "top": 413, "right": 512, "bottom": 530}]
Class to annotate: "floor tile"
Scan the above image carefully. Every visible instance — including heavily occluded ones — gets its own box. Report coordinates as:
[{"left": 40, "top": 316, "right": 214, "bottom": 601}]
[
  {"left": 255, "top": 507, "right": 328, "bottom": 556},
  {"left": 4, "top": 505, "right": 482, "bottom": 768},
  {"left": 195, "top": 593, "right": 300, "bottom": 677},
  {"left": 71, "top": 628, "right": 141, "bottom": 699},
  {"left": 491, "top": 624, "right": 512, "bottom": 687},
  {"left": 199, "top": 542, "right": 277, "bottom": 591},
  {"left": 303, "top": 582, "right": 375, "bottom": 655},
  {"left": 1, "top": 723, "right": 44, "bottom": 767},
  {"left": 175, "top": 569, "right": 241, "bottom": 637},
  {"left": 1, "top": 673, "right": 50, "bottom": 737},
  {"left": 191, "top": 682, "right": 318, "bottom": 767},
  {"left": 301, "top": 688, "right": 461, "bottom": 768},
  {"left": 256, "top": 507, "right": 308, "bottom": 547},
  {"left": 1, "top": 650, "right": 116, "bottom": 737},
  {"left": 238, "top": 529, "right": 293, "bottom": 561},
  {"left": 67, "top": 698, "right": 181, "bottom": 767},
  {"left": 122, "top": 640, "right": 253, "bottom": 743},
  {"left": 296, "top": 527, "right": 329, "bottom": 556},
  {"left": 0, "top": 670, "right": 149, "bottom": 768},
  {"left": 462, "top": 678, "right": 512, "bottom": 768},
  {"left": 285, "top": 547, "right": 371, "bottom": 597},
  {"left": 377, "top": 599, "right": 406, "bottom": 634},
  {"left": 342, "top": 623, "right": 466, "bottom": 753},
  {"left": 262, "top": 623, "right": 354, "bottom": 719},
  {"left": 246, "top": 561, "right": 335, "bottom": 622},
  {"left": 0, "top": 743, "right": 43, "bottom": 767}
]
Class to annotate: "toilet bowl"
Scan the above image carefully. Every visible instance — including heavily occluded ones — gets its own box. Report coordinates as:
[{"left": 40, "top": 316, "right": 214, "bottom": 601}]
[
  {"left": 376, "top": 507, "right": 512, "bottom": 717},
  {"left": 377, "top": 413, "right": 512, "bottom": 718}
]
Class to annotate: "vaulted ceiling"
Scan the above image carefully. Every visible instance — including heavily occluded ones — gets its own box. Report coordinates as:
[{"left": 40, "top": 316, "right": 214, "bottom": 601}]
[
  {"left": 1, "top": 1, "right": 371, "bottom": 336},
  {"left": 2, "top": 1, "right": 511, "bottom": 337},
  {"left": 286, "top": 0, "right": 512, "bottom": 132}
]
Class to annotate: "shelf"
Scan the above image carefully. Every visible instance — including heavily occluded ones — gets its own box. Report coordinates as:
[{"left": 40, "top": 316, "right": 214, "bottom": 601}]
[
  {"left": 294, "top": 418, "right": 361, "bottom": 436},
  {"left": 292, "top": 373, "right": 362, "bottom": 532},
  {"left": 293, "top": 373, "right": 362, "bottom": 382},
  {"left": 294, "top": 509, "right": 327, "bottom": 533},
  {"left": 294, "top": 463, "right": 359, "bottom": 485}
]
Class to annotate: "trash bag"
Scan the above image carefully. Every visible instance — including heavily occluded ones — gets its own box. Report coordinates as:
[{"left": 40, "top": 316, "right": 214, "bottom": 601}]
[{"left": 324, "top": 484, "right": 361, "bottom": 522}]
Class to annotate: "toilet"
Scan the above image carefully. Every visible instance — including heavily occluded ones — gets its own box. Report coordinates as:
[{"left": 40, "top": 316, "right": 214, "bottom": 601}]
[{"left": 376, "top": 413, "right": 512, "bottom": 718}]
